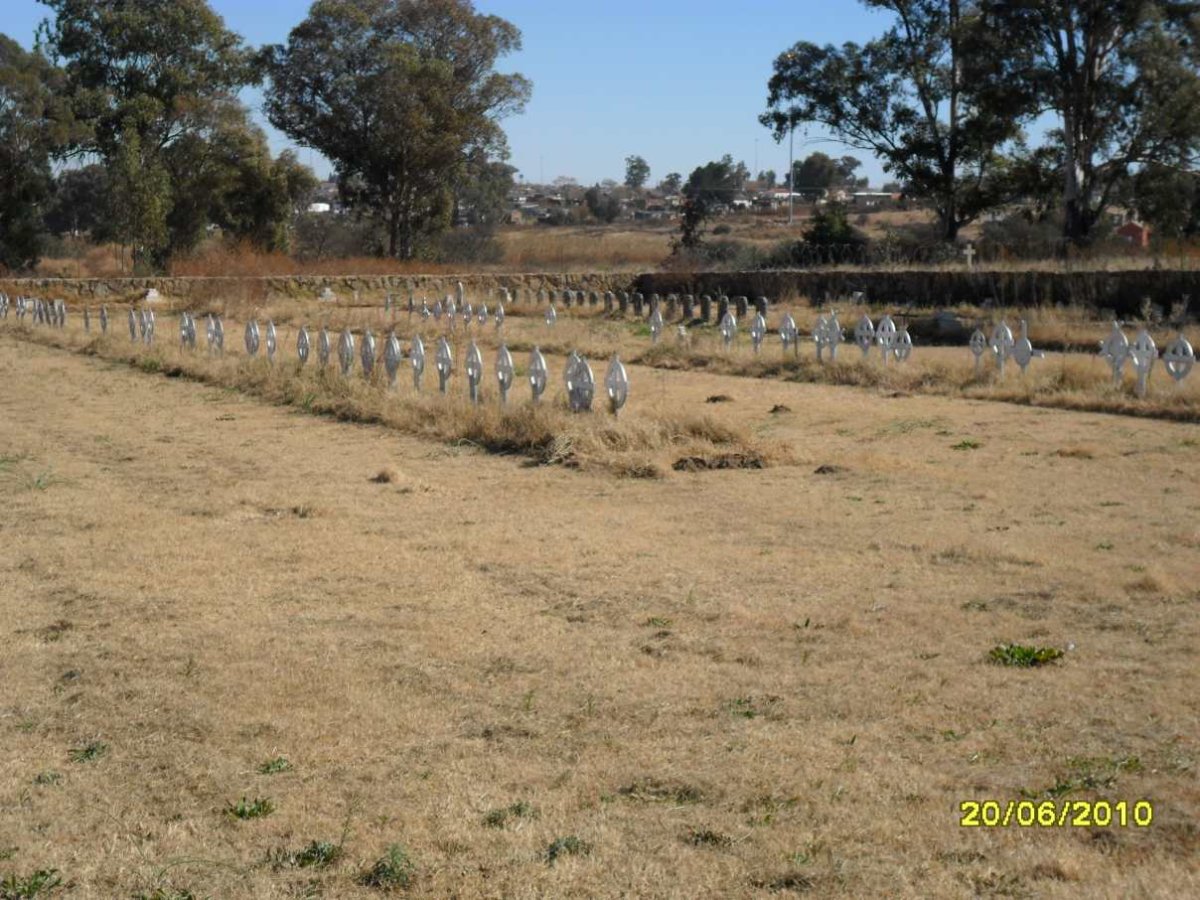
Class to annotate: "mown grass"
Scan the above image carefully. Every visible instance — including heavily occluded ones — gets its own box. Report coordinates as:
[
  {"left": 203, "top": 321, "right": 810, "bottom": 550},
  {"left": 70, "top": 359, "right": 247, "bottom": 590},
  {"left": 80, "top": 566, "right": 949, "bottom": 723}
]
[{"left": 3, "top": 329, "right": 1197, "bottom": 898}]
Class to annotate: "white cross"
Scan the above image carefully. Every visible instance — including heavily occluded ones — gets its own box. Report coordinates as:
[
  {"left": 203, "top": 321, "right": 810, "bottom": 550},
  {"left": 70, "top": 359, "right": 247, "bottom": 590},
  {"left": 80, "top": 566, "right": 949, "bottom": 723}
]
[{"left": 963, "top": 243, "right": 976, "bottom": 270}]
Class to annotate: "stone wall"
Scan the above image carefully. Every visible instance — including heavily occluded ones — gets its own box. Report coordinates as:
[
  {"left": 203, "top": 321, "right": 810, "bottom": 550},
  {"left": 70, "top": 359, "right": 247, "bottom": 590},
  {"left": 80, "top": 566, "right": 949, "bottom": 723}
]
[
  {"left": 3, "top": 267, "right": 1197, "bottom": 318},
  {"left": 634, "top": 268, "right": 1200, "bottom": 318},
  {"left": 0, "top": 272, "right": 639, "bottom": 304}
]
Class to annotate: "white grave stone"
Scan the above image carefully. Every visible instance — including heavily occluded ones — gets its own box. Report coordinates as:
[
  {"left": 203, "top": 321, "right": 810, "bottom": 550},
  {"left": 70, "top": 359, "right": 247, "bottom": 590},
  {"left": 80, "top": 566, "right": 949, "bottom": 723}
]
[
  {"left": 1011, "top": 319, "right": 1043, "bottom": 374},
  {"left": 496, "top": 344, "right": 515, "bottom": 404},
  {"left": 297, "top": 326, "right": 310, "bottom": 365},
  {"left": 969, "top": 328, "right": 987, "bottom": 377},
  {"left": 338, "top": 328, "right": 355, "bottom": 376},
  {"left": 384, "top": 332, "right": 401, "bottom": 385},
  {"left": 466, "top": 341, "right": 484, "bottom": 403},
  {"left": 720, "top": 311, "right": 737, "bottom": 349},
  {"left": 875, "top": 315, "right": 897, "bottom": 366},
  {"left": 411, "top": 334, "right": 426, "bottom": 390},
  {"left": 605, "top": 354, "right": 629, "bottom": 416},
  {"left": 435, "top": 336, "right": 453, "bottom": 393},
  {"left": 990, "top": 320, "right": 1015, "bottom": 375},
  {"left": 318, "top": 327, "right": 331, "bottom": 367},
  {"left": 750, "top": 312, "right": 767, "bottom": 354},
  {"left": 245, "top": 319, "right": 260, "bottom": 356},
  {"left": 360, "top": 328, "right": 376, "bottom": 377},
  {"left": 529, "top": 347, "right": 548, "bottom": 402},
  {"left": 826, "top": 311, "right": 843, "bottom": 361},
  {"left": 1099, "top": 322, "right": 1130, "bottom": 385},
  {"left": 780, "top": 313, "right": 798, "bottom": 354},
  {"left": 567, "top": 354, "right": 595, "bottom": 413},
  {"left": 1128, "top": 328, "right": 1158, "bottom": 398},
  {"left": 854, "top": 314, "right": 875, "bottom": 359},
  {"left": 1162, "top": 333, "right": 1195, "bottom": 384},
  {"left": 813, "top": 314, "right": 828, "bottom": 362}
]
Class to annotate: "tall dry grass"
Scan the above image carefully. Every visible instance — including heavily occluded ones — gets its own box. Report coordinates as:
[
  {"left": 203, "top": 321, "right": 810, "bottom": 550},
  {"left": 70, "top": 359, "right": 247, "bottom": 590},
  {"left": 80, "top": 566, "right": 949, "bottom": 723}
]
[
  {"left": 3, "top": 319, "right": 783, "bottom": 478},
  {"left": 168, "top": 243, "right": 461, "bottom": 278},
  {"left": 285, "top": 303, "right": 1199, "bottom": 424},
  {"left": 495, "top": 228, "right": 671, "bottom": 271}
]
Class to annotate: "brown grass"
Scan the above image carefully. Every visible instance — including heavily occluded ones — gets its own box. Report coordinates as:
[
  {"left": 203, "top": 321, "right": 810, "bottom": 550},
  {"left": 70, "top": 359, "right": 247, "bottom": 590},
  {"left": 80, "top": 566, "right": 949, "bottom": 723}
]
[
  {"left": 2, "top": 320, "right": 782, "bottom": 479},
  {"left": 496, "top": 227, "right": 670, "bottom": 271},
  {"left": 1, "top": 327, "right": 1198, "bottom": 897},
  {"left": 4, "top": 289, "right": 1198, "bottom": 424},
  {"left": 168, "top": 243, "right": 462, "bottom": 278},
  {"left": 301, "top": 303, "right": 1197, "bottom": 424}
]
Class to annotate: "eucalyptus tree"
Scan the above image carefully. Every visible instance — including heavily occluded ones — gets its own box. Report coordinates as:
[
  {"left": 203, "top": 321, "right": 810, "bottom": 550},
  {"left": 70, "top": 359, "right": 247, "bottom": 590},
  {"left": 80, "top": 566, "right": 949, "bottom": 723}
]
[
  {"left": 761, "top": 0, "right": 1033, "bottom": 242},
  {"left": 0, "top": 34, "right": 76, "bottom": 270},
  {"left": 986, "top": 0, "right": 1200, "bottom": 243},
  {"left": 38, "top": 0, "right": 258, "bottom": 267},
  {"left": 263, "top": 0, "right": 531, "bottom": 259}
]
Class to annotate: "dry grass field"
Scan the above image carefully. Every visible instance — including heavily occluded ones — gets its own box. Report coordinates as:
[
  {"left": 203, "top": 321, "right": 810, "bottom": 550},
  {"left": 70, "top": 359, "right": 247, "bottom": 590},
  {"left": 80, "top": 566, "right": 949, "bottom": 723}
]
[
  {"left": 1, "top": 302, "right": 1199, "bottom": 898},
  {"left": 29, "top": 213, "right": 1195, "bottom": 279}
]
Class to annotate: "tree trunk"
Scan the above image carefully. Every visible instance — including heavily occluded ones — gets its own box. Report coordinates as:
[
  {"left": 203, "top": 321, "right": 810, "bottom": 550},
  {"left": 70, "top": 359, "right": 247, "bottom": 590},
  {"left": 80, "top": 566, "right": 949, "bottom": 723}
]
[
  {"left": 939, "top": 189, "right": 960, "bottom": 242},
  {"left": 1062, "top": 120, "right": 1092, "bottom": 243}
]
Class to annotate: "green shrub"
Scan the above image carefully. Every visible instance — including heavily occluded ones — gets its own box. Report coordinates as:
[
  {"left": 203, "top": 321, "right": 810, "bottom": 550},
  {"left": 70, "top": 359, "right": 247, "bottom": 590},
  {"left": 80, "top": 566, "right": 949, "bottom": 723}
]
[
  {"left": 988, "top": 644, "right": 1064, "bottom": 667},
  {"left": 359, "top": 845, "right": 416, "bottom": 890}
]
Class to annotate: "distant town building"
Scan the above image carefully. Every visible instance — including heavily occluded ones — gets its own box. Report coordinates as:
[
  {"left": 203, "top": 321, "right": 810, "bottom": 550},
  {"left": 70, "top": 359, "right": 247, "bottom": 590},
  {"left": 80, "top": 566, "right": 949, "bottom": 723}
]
[
  {"left": 851, "top": 191, "right": 900, "bottom": 208},
  {"left": 1116, "top": 220, "right": 1151, "bottom": 248}
]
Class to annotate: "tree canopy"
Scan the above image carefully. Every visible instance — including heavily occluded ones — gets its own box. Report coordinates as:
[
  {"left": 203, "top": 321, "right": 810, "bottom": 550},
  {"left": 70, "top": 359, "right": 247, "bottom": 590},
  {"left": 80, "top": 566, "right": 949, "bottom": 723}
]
[
  {"left": 0, "top": 34, "right": 76, "bottom": 270},
  {"left": 35, "top": 0, "right": 304, "bottom": 268},
  {"left": 263, "top": 0, "right": 530, "bottom": 259},
  {"left": 790, "top": 152, "right": 866, "bottom": 191},
  {"left": 985, "top": 0, "right": 1200, "bottom": 242},
  {"left": 675, "top": 155, "right": 743, "bottom": 251},
  {"left": 762, "top": 0, "right": 1033, "bottom": 241},
  {"left": 624, "top": 155, "right": 650, "bottom": 191}
]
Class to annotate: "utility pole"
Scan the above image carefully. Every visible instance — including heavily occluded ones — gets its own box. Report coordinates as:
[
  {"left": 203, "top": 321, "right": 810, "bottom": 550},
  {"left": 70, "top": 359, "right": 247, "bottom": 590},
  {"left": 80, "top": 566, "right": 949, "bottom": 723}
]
[{"left": 788, "top": 125, "right": 795, "bottom": 226}]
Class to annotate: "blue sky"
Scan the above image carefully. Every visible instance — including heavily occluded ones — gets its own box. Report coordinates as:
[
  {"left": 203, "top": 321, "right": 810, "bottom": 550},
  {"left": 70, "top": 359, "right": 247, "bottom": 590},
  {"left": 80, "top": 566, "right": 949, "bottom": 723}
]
[{"left": 4, "top": 0, "right": 897, "bottom": 186}]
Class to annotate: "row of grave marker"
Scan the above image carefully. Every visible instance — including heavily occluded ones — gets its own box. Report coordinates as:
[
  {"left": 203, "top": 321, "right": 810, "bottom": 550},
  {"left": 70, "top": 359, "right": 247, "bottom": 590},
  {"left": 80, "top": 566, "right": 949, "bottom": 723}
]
[
  {"left": 156, "top": 304, "right": 629, "bottom": 413},
  {"left": 3, "top": 292, "right": 1194, "bottom": 396},
  {"left": 379, "top": 284, "right": 772, "bottom": 325}
]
